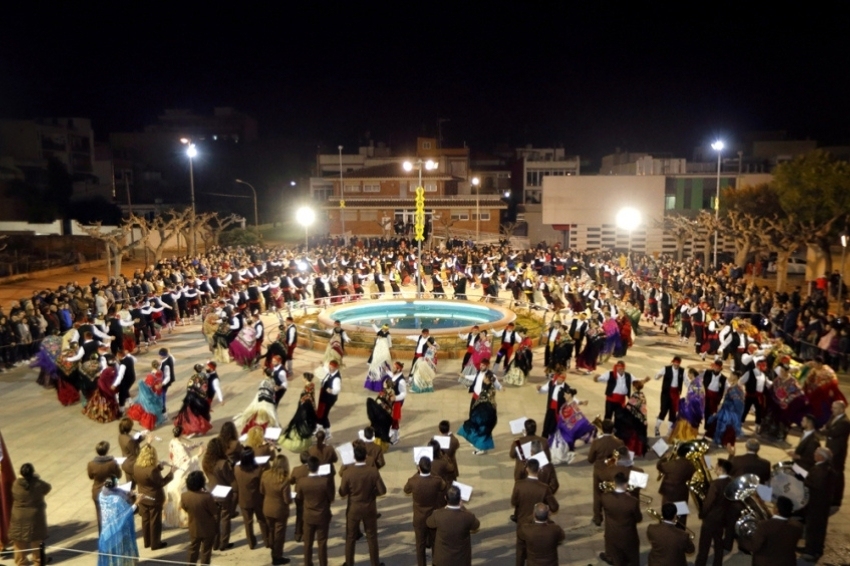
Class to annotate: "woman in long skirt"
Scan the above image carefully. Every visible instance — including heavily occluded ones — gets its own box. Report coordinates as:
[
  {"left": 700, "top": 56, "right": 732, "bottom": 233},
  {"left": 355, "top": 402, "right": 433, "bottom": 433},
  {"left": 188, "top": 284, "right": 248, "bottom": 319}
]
[
  {"left": 172, "top": 365, "right": 212, "bottom": 437},
  {"left": 162, "top": 425, "right": 204, "bottom": 528},
  {"left": 613, "top": 313, "right": 633, "bottom": 357},
  {"left": 97, "top": 478, "right": 139, "bottom": 566},
  {"left": 599, "top": 314, "right": 622, "bottom": 363},
  {"left": 457, "top": 371, "right": 499, "bottom": 455},
  {"left": 762, "top": 357, "right": 809, "bottom": 440},
  {"left": 614, "top": 379, "right": 649, "bottom": 457},
  {"left": 366, "top": 376, "right": 395, "bottom": 449},
  {"left": 126, "top": 361, "right": 166, "bottom": 432},
  {"left": 364, "top": 326, "right": 393, "bottom": 392},
  {"left": 459, "top": 331, "right": 491, "bottom": 386},
  {"left": 31, "top": 333, "right": 62, "bottom": 389},
  {"left": 707, "top": 374, "right": 745, "bottom": 447},
  {"left": 229, "top": 322, "right": 257, "bottom": 369},
  {"left": 668, "top": 368, "right": 705, "bottom": 442},
  {"left": 802, "top": 356, "right": 847, "bottom": 427},
  {"left": 548, "top": 387, "right": 596, "bottom": 464},
  {"left": 575, "top": 324, "right": 604, "bottom": 374},
  {"left": 504, "top": 338, "right": 533, "bottom": 387},
  {"left": 279, "top": 373, "right": 317, "bottom": 454},
  {"left": 234, "top": 379, "right": 280, "bottom": 435},
  {"left": 83, "top": 357, "right": 120, "bottom": 424},
  {"left": 410, "top": 344, "right": 438, "bottom": 393}
]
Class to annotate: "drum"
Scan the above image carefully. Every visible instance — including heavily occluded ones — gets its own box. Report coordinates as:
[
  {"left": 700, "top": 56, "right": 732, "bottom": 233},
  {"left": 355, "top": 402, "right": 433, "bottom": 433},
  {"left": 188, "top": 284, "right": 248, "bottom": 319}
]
[{"left": 770, "top": 461, "right": 809, "bottom": 511}]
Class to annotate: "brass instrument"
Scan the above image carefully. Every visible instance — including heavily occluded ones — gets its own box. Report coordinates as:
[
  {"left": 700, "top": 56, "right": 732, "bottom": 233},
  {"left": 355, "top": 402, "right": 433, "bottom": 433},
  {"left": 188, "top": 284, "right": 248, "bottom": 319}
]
[
  {"left": 656, "top": 440, "right": 680, "bottom": 481},
  {"left": 646, "top": 507, "right": 695, "bottom": 540},
  {"left": 656, "top": 439, "right": 712, "bottom": 511},
  {"left": 599, "top": 481, "right": 653, "bottom": 505},
  {"left": 592, "top": 414, "right": 604, "bottom": 430},
  {"left": 724, "top": 473, "right": 773, "bottom": 540}
]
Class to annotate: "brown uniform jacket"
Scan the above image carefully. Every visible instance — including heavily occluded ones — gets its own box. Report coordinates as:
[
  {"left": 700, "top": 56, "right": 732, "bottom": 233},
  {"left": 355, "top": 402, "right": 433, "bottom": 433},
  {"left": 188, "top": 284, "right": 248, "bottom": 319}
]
[
  {"left": 699, "top": 476, "right": 732, "bottom": 527},
  {"left": 511, "top": 478, "right": 560, "bottom": 525},
  {"left": 118, "top": 433, "right": 140, "bottom": 479},
  {"left": 431, "top": 457, "right": 457, "bottom": 486},
  {"left": 180, "top": 490, "right": 219, "bottom": 539},
  {"left": 134, "top": 464, "right": 173, "bottom": 506},
  {"left": 598, "top": 463, "right": 645, "bottom": 499},
  {"left": 442, "top": 433, "right": 460, "bottom": 479},
  {"left": 750, "top": 517, "right": 803, "bottom": 566},
  {"left": 646, "top": 522, "right": 694, "bottom": 566},
  {"left": 295, "top": 474, "right": 335, "bottom": 526},
  {"left": 308, "top": 444, "right": 338, "bottom": 467},
  {"left": 339, "top": 463, "right": 386, "bottom": 518},
  {"left": 224, "top": 439, "right": 243, "bottom": 463},
  {"left": 364, "top": 441, "right": 386, "bottom": 469},
  {"left": 511, "top": 434, "right": 551, "bottom": 480},
  {"left": 234, "top": 465, "right": 263, "bottom": 510},
  {"left": 426, "top": 506, "right": 480, "bottom": 566},
  {"left": 517, "top": 520, "right": 565, "bottom": 566},
  {"left": 587, "top": 435, "right": 625, "bottom": 466},
  {"left": 729, "top": 453, "right": 771, "bottom": 484},
  {"left": 260, "top": 470, "right": 292, "bottom": 520},
  {"left": 88, "top": 456, "right": 122, "bottom": 501},
  {"left": 656, "top": 458, "right": 695, "bottom": 503},
  {"left": 804, "top": 461, "right": 837, "bottom": 516},
  {"left": 794, "top": 432, "right": 820, "bottom": 471},
  {"left": 403, "top": 473, "right": 447, "bottom": 528},
  {"left": 9, "top": 477, "right": 52, "bottom": 542},
  {"left": 826, "top": 414, "right": 850, "bottom": 469},
  {"left": 600, "top": 491, "right": 642, "bottom": 552}
]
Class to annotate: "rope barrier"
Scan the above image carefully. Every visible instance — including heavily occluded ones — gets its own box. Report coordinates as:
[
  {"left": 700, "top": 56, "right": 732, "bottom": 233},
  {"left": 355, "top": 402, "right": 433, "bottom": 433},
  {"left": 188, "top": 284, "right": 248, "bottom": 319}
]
[{"left": 46, "top": 544, "right": 222, "bottom": 565}]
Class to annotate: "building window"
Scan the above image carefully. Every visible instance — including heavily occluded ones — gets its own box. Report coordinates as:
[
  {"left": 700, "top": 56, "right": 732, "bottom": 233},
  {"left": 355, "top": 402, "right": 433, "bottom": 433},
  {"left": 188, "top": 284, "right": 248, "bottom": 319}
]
[
  {"left": 422, "top": 141, "right": 432, "bottom": 149},
  {"left": 665, "top": 195, "right": 676, "bottom": 210},
  {"left": 344, "top": 184, "right": 360, "bottom": 193},
  {"left": 342, "top": 210, "right": 357, "bottom": 221},
  {"left": 472, "top": 213, "right": 491, "bottom": 221},
  {"left": 424, "top": 182, "right": 437, "bottom": 192},
  {"left": 359, "top": 210, "right": 377, "bottom": 221},
  {"left": 451, "top": 213, "right": 470, "bottom": 221},
  {"left": 363, "top": 183, "right": 380, "bottom": 193}
]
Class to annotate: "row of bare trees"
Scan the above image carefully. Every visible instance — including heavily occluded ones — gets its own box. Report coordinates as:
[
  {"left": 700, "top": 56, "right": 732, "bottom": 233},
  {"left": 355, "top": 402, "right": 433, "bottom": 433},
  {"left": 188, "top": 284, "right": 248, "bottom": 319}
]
[{"left": 76, "top": 209, "right": 243, "bottom": 277}]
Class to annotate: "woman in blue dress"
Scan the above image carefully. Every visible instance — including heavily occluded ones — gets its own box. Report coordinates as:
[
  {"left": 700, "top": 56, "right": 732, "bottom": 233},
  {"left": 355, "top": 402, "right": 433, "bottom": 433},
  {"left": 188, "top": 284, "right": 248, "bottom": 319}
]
[
  {"left": 457, "top": 371, "right": 499, "bottom": 455},
  {"left": 707, "top": 373, "right": 745, "bottom": 447},
  {"left": 97, "top": 477, "right": 139, "bottom": 566}
]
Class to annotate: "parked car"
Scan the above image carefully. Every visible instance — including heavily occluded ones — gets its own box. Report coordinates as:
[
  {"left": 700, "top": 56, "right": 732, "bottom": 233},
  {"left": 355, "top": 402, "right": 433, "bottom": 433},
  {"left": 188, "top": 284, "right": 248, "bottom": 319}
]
[{"left": 767, "top": 256, "right": 807, "bottom": 275}]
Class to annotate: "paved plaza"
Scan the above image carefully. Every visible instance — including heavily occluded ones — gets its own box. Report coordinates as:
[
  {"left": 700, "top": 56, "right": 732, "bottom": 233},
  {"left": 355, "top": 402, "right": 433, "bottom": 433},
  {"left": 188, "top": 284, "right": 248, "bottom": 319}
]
[{"left": 1, "top": 264, "right": 848, "bottom": 566}]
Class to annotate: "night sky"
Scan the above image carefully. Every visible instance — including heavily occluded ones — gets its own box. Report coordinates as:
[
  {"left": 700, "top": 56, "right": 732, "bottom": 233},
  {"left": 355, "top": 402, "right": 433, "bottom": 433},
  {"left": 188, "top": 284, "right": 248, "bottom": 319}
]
[{"left": 2, "top": 3, "right": 848, "bottom": 161}]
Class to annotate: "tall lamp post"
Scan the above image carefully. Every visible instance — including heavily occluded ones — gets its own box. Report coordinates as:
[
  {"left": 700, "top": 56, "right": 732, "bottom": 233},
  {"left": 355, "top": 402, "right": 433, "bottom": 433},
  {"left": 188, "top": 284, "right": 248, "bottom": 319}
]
[
  {"left": 616, "top": 207, "right": 642, "bottom": 268},
  {"left": 711, "top": 140, "right": 724, "bottom": 267},
  {"left": 472, "top": 176, "right": 481, "bottom": 241},
  {"left": 338, "top": 145, "right": 345, "bottom": 245},
  {"left": 841, "top": 234, "right": 847, "bottom": 303},
  {"left": 403, "top": 159, "right": 438, "bottom": 298},
  {"left": 296, "top": 206, "right": 315, "bottom": 252},
  {"left": 234, "top": 179, "right": 259, "bottom": 234},
  {"left": 180, "top": 138, "right": 198, "bottom": 254}
]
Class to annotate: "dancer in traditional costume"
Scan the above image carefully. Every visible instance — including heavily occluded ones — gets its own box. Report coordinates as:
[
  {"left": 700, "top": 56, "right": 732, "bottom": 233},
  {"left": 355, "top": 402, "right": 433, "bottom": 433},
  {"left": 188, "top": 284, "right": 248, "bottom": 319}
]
[
  {"left": 575, "top": 322, "right": 604, "bottom": 374},
  {"left": 364, "top": 324, "right": 393, "bottom": 392},
  {"left": 668, "top": 368, "right": 705, "bottom": 442},
  {"left": 410, "top": 344, "right": 437, "bottom": 393},
  {"left": 366, "top": 376, "right": 395, "bottom": 449},
  {"left": 613, "top": 379, "right": 649, "bottom": 457},
  {"left": 279, "top": 373, "right": 317, "bottom": 453},
  {"left": 802, "top": 356, "right": 847, "bottom": 427},
  {"left": 459, "top": 330, "right": 491, "bottom": 386},
  {"left": 548, "top": 386, "right": 596, "bottom": 465},
  {"left": 707, "top": 373, "right": 744, "bottom": 447},
  {"left": 762, "top": 356, "right": 809, "bottom": 440},
  {"left": 172, "top": 365, "right": 212, "bottom": 437},
  {"left": 504, "top": 337, "right": 533, "bottom": 386},
  {"left": 234, "top": 379, "right": 280, "bottom": 435},
  {"left": 457, "top": 371, "right": 499, "bottom": 455},
  {"left": 125, "top": 361, "right": 166, "bottom": 431},
  {"left": 97, "top": 478, "right": 139, "bottom": 566},
  {"left": 229, "top": 318, "right": 258, "bottom": 369},
  {"left": 82, "top": 356, "right": 120, "bottom": 424}
]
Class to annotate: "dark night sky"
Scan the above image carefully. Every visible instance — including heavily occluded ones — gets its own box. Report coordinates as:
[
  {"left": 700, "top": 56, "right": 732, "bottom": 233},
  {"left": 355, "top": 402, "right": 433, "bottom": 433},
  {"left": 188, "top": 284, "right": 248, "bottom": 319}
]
[{"left": 2, "top": 2, "right": 848, "bottom": 161}]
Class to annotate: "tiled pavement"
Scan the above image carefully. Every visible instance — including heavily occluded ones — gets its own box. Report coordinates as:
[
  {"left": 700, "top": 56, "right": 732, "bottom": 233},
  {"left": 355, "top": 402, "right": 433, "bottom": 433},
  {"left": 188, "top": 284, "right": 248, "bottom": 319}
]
[{"left": 0, "top": 266, "right": 848, "bottom": 565}]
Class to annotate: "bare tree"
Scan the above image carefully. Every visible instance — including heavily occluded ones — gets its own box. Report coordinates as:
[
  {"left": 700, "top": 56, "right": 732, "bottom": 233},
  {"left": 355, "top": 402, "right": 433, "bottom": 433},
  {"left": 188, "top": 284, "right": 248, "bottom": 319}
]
[
  {"left": 693, "top": 211, "right": 721, "bottom": 268},
  {"left": 75, "top": 221, "right": 142, "bottom": 278},
  {"left": 201, "top": 212, "right": 243, "bottom": 249},
  {"left": 177, "top": 211, "right": 214, "bottom": 257},
  {"left": 435, "top": 213, "right": 458, "bottom": 242},
  {"left": 754, "top": 215, "right": 805, "bottom": 292},
  {"left": 721, "top": 210, "right": 762, "bottom": 268},
  {"left": 131, "top": 209, "right": 193, "bottom": 262},
  {"left": 656, "top": 214, "right": 694, "bottom": 261},
  {"left": 500, "top": 221, "right": 519, "bottom": 240}
]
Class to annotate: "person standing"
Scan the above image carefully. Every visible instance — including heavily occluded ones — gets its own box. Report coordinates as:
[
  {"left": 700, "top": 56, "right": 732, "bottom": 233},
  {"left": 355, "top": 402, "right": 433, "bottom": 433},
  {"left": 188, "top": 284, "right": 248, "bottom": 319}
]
[
  {"left": 539, "top": 371, "right": 567, "bottom": 440},
  {"left": 656, "top": 443, "right": 696, "bottom": 527},
  {"left": 134, "top": 444, "right": 174, "bottom": 550},
  {"left": 825, "top": 400, "right": 849, "bottom": 506},
  {"left": 408, "top": 329, "right": 435, "bottom": 378},
  {"left": 9, "top": 463, "right": 51, "bottom": 566},
  {"left": 158, "top": 347, "right": 175, "bottom": 415},
  {"left": 646, "top": 502, "right": 694, "bottom": 566},
  {"left": 594, "top": 361, "right": 638, "bottom": 420},
  {"left": 339, "top": 444, "right": 387, "bottom": 566},
  {"left": 269, "top": 355, "right": 288, "bottom": 409},
  {"left": 652, "top": 356, "right": 685, "bottom": 437},
  {"left": 789, "top": 414, "right": 820, "bottom": 471},
  {"left": 98, "top": 477, "right": 139, "bottom": 566},
  {"left": 799, "top": 447, "right": 837, "bottom": 562},
  {"left": 436, "top": 421, "right": 458, "bottom": 480},
  {"left": 201, "top": 438, "right": 236, "bottom": 551},
  {"left": 234, "top": 448, "right": 268, "bottom": 550},
  {"left": 113, "top": 349, "right": 136, "bottom": 414},
  {"left": 543, "top": 320, "right": 562, "bottom": 369},
  {"left": 727, "top": 439, "right": 771, "bottom": 484},
  {"left": 511, "top": 459, "right": 559, "bottom": 566},
  {"left": 701, "top": 360, "right": 726, "bottom": 435},
  {"left": 261, "top": 454, "right": 293, "bottom": 566},
  {"left": 587, "top": 420, "right": 624, "bottom": 526},
  {"left": 426, "top": 485, "right": 480, "bottom": 566},
  {"left": 404, "top": 456, "right": 447, "bottom": 566},
  {"left": 750, "top": 496, "right": 802, "bottom": 566},
  {"left": 117, "top": 418, "right": 141, "bottom": 486},
  {"left": 738, "top": 358, "right": 773, "bottom": 433},
  {"left": 284, "top": 317, "right": 297, "bottom": 374},
  {"left": 316, "top": 361, "right": 342, "bottom": 440},
  {"left": 598, "top": 472, "right": 642, "bottom": 566},
  {"left": 694, "top": 459, "right": 732, "bottom": 566},
  {"left": 205, "top": 361, "right": 224, "bottom": 408},
  {"left": 459, "top": 325, "right": 481, "bottom": 372},
  {"left": 517, "top": 503, "right": 565, "bottom": 566},
  {"left": 389, "top": 361, "right": 408, "bottom": 445},
  {"left": 568, "top": 312, "right": 589, "bottom": 358},
  {"left": 494, "top": 322, "right": 522, "bottom": 373},
  {"left": 295, "top": 456, "right": 335, "bottom": 566},
  {"left": 180, "top": 470, "right": 218, "bottom": 565},
  {"left": 510, "top": 419, "right": 551, "bottom": 481},
  {"left": 87, "top": 440, "right": 122, "bottom": 533}
]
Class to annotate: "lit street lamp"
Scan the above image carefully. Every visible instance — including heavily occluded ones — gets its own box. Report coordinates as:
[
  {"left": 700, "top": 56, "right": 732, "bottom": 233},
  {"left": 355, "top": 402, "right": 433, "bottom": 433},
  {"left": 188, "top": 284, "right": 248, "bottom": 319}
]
[
  {"left": 296, "top": 206, "right": 315, "bottom": 251},
  {"left": 338, "top": 145, "right": 346, "bottom": 245},
  {"left": 472, "top": 176, "right": 481, "bottom": 241},
  {"left": 711, "top": 140, "right": 724, "bottom": 267},
  {"left": 841, "top": 234, "right": 847, "bottom": 303},
  {"left": 180, "top": 138, "right": 198, "bottom": 254},
  {"left": 234, "top": 179, "right": 259, "bottom": 234},
  {"left": 616, "top": 206, "right": 642, "bottom": 267},
  {"left": 403, "top": 159, "right": 438, "bottom": 298}
]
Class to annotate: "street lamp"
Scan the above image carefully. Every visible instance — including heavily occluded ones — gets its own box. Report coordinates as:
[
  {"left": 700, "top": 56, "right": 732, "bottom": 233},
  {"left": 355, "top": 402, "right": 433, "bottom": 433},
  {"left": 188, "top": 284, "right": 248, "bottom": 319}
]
[
  {"left": 180, "top": 138, "right": 198, "bottom": 254},
  {"left": 296, "top": 206, "right": 315, "bottom": 251},
  {"left": 234, "top": 179, "right": 259, "bottom": 234},
  {"left": 616, "top": 207, "right": 642, "bottom": 267},
  {"left": 338, "top": 145, "right": 345, "bottom": 246},
  {"left": 711, "top": 140, "right": 724, "bottom": 267},
  {"left": 472, "top": 176, "right": 481, "bottom": 242},
  {"left": 841, "top": 234, "right": 848, "bottom": 303},
  {"left": 403, "top": 159, "right": 438, "bottom": 298}
]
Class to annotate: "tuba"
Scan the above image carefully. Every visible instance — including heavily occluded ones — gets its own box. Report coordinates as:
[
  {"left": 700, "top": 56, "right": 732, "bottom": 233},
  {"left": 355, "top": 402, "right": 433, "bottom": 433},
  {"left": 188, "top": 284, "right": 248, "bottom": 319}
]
[
  {"left": 724, "top": 473, "right": 773, "bottom": 540},
  {"left": 680, "top": 439, "right": 713, "bottom": 512}
]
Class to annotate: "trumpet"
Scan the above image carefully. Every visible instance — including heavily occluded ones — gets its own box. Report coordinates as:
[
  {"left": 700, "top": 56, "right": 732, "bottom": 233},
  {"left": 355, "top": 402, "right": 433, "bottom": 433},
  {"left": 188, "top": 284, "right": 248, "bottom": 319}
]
[
  {"left": 598, "top": 481, "right": 653, "bottom": 505},
  {"left": 646, "top": 507, "right": 695, "bottom": 541}
]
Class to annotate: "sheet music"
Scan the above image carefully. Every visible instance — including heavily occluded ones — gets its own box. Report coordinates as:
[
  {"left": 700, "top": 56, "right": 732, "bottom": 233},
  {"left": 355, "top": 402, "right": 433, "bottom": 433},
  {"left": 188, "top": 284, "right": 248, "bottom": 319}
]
[
  {"left": 510, "top": 417, "right": 528, "bottom": 435},
  {"left": 413, "top": 446, "right": 434, "bottom": 465},
  {"left": 211, "top": 485, "right": 232, "bottom": 498},
  {"left": 629, "top": 471, "right": 649, "bottom": 489},
  {"left": 338, "top": 442, "right": 355, "bottom": 466},
  {"left": 433, "top": 436, "right": 451, "bottom": 450},
  {"left": 452, "top": 481, "right": 473, "bottom": 502}
]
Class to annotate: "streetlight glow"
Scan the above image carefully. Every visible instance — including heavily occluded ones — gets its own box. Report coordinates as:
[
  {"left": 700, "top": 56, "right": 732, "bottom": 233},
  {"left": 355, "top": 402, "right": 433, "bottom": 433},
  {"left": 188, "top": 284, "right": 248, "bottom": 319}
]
[
  {"left": 425, "top": 159, "right": 437, "bottom": 170},
  {"left": 296, "top": 206, "right": 315, "bottom": 251},
  {"left": 711, "top": 140, "right": 725, "bottom": 151},
  {"left": 616, "top": 207, "right": 642, "bottom": 232},
  {"left": 403, "top": 161, "right": 413, "bottom": 172},
  {"left": 712, "top": 140, "right": 724, "bottom": 267},
  {"left": 471, "top": 177, "right": 480, "bottom": 186},
  {"left": 186, "top": 144, "right": 197, "bottom": 158},
  {"left": 180, "top": 137, "right": 190, "bottom": 144}
]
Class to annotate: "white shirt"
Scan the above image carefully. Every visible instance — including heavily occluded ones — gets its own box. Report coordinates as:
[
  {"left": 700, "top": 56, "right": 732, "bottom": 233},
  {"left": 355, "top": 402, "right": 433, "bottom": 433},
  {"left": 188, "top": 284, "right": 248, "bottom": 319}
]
[
  {"left": 392, "top": 372, "right": 407, "bottom": 402},
  {"left": 739, "top": 369, "right": 773, "bottom": 393},
  {"left": 655, "top": 366, "right": 682, "bottom": 388},
  {"left": 472, "top": 370, "right": 488, "bottom": 396},
  {"left": 597, "top": 371, "right": 629, "bottom": 395},
  {"left": 323, "top": 371, "right": 342, "bottom": 396},
  {"left": 703, "top": 370, "right": 725, "bottom": 393},
  {"left": 112, "top": 354, "right": 136, "bottom": 388}
]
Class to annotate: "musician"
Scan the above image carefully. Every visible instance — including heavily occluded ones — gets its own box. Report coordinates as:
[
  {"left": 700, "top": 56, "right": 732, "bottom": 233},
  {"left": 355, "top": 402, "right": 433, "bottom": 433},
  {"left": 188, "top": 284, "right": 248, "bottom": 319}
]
[
  {"left": 656, "top": 442, "right": 696, "bottom": 526},
  {"left": 750, "top": 496, "right": 802, "bottom": 566},
  {"left": 701, "top": 359, "right": 727, "bottom": 433},
  {"left": 825, "top": 400, "right": 849, "bottom": 506},
  {"left": 799, "top": 447, "right": 837, "bottom": 562},
  {"left": 544, "top": 320, "right": 562, "bottom": 369},
  {"left": 598, "top": 446, "right": 644, "bottom": 501},
  {"left": 695, "top": 459, "right": 732, "bottom": 566},
  {"left": 726, "top": 439, "right": 770, "bottom": 484},
  {"left": 588, "top": 420, "right": 624, "bottom": 526},
  {"left": 598, "top": 472, "right": 642, "bottom": 566},
  {"left": 403, "top": 456, "right": 447, "bottom": 566},
  {"left": 518, "top": 440, "right": 560, "bottom": 495},
  {"left": 595, "top": 361, "right": 636, "bottom": 420},
  {"left": 511, "top": 458, "right": 559, "bottom": 566},
  {"left": 517, "top": 503, "right": 565, "bottom": 566},
  {"left": 739, "top": 358, "right": 773, "bottom": 434},
  {"left": 789, "top": 414, "right": 820, "bottom": 472},
  {"left": 647, "top": 502, "right": 694, "bottom": 566},
  {"left": 653, "top": 357, "right": 685, "bottom": 438},
  {"left": 459, "top": 325, "right": 481, "bottom": 370},
  {"left": 511, "top": 419, "right": 551, "bottom": 481}
]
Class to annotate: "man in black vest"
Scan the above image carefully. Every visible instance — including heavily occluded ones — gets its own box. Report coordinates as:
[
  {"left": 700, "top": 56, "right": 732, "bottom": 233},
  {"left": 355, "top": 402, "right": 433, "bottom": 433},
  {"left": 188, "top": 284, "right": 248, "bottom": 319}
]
[
  {"left": 701, "top": 359, "right": 727, "bottom": 438},
  {"left": 408, "top": 329, "right": 435, "bottom": 378},
  {"left": 268, "top": 355, "right": 288, "bottom": 409},
  {"left": 114, "top": 349, "right": 136, "bottom": 413},
  {"left": 284, "top": 317, "right": 298, "bottom": 374},
  {"left": 459, "top": 325, "right": 481, "bottom": 372},
  {"left": 317, "top": 360, "right": 342, "bottom": 439},
  {"left": 739, "top": 358, "right": 773, "bottom": 433},
  {"left": 205, "top": 361, "right": 223, "bottom": 407},
  {"left": 494, "top": 322, "right": 522, "bottom": 373},
  {"left": 390, "top": 361, "right": 407, "bottom": 445},
  {"left": 540, "top": 370, "right": 568, "bottom": 439},
  {"left": 653, "top": 356, "right": 685, "bottom": 437},
  {"left": 595, "top": 361, "right": 634, "bottom": 420},
  {"left": 544, "top": 320, "right": 562, "bottom": 369},
  {"left": 158, "top": 347, "right": 175, "bottom": 415},
  {"left": 568, "top": 312, "right": 588, "bottom": 358}
]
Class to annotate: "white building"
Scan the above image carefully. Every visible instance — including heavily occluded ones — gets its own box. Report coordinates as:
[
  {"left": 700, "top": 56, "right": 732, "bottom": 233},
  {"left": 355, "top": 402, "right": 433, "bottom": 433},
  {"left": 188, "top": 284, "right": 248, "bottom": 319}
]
[{"left": 515, "top": 146, "right": 580, "bottom": 204}]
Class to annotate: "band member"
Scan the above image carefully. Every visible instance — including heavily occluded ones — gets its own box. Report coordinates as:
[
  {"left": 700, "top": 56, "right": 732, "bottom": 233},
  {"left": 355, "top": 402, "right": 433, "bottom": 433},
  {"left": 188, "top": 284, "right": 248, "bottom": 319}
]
[
  {"left": 494, "top": 322, "right": 522, "bottom": 373},
  {"left": 694, "top": 459, "right": 732, "bottom": 566},
  {"left": 656, "top": 443, "right": 696, "bottom": 527},
  {"left": 389, "top": 362, "right": 407, "bottom": 445},
  {"left": 826, "top": 400, "right": 849, "bottom": 506},
  {"left": 403, "top": 456, "right": 447, "bottom": 566},
  {"left": 750, "top": 496, "right": 802, "bottom": 566},
  {"left": 408, "top": 329, "right": 435, "bottom": 378},
  {"left": 647, "top": 502, "right": 695, "bottom": 566},
  {"left": 517, "top": 503, "right": 565, "bottom": 566},
  {"left": 459, "top": 325, "right": 481, "bottom": 371},
  {"left": 316, "top": 361, "right": 342, "bottom": 439},
  {"left": 701, "top": 360, "right": 726, "bottom": 438},
  {"left": 588, "top": 420, "right": 624, "bottom": 526},
  {"left": 598, "top": 472, "right": 642, "bottom": 566},
  {"left": 739, "top": 358, "right": 773, "bottom": 433},
  {"left": 653, "top": 356, "right": 685, "bottom": 437},
  {"left": 511, "top": 458, "right": 560, "bottom": 566},
  {"left": 799, "top": 447, "right": 837, "bottom": 562},
  {"left": 284, "top": 317, "right": 297, "bottom": 374}
]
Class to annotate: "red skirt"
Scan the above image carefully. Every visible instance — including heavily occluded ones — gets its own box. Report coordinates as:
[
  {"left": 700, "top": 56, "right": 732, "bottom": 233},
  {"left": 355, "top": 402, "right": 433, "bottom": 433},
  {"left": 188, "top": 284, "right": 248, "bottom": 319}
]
[{"left": 57, "top": 377, "right": 81, "bottom": 406}]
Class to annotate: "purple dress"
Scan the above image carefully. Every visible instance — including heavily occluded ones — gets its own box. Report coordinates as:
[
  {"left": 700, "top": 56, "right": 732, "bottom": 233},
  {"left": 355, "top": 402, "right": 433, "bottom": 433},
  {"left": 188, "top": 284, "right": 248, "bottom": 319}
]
[
  {"left": 678, "top": 376, "right": 705, "bottom": 428},
  {"left": 550, "top": 401, "right": 596, "bottom": 450}
]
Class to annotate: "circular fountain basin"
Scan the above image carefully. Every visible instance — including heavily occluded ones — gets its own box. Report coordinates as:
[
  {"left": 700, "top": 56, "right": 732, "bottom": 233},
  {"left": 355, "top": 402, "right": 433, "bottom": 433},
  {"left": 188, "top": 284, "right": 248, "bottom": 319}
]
[{"left": 317, "top": 299, "right": 516, "bottom": 336}]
